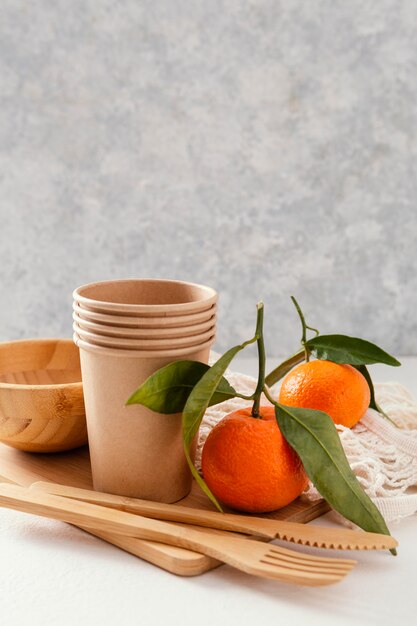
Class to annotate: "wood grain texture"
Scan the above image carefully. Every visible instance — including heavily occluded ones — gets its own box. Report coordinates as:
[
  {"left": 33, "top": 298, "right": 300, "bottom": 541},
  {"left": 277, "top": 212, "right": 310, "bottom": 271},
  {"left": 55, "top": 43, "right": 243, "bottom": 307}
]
[
  {"left": 0, "top": 339, "right": 87, "bottom": 452},
  {"left": 0, "top": 443, "right": 329, "bottom": 576},
  {"left": 31, "top": 481, "right": 397, "bottom": 552},
  {"left": 0, "top": 483, "right": 356, "bottom": 586}
]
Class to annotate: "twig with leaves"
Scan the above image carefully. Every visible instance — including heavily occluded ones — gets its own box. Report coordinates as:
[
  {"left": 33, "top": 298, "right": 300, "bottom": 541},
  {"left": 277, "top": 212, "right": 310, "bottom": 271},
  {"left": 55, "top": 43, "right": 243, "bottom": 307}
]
[{"left": 127, "top": 298, "right": 400, "bottom": 554}]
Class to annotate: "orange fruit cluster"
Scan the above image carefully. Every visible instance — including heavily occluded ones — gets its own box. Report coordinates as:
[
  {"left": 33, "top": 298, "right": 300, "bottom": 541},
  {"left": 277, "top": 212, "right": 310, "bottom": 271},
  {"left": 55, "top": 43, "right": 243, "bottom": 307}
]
[{"left": 201, "top": 359, "right": 370, "bottom": 513}]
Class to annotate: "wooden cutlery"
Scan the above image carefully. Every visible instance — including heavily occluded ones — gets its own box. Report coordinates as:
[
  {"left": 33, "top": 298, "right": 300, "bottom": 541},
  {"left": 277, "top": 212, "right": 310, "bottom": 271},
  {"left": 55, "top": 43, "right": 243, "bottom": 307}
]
[
  {"left": 31, "top": 481, "right": 398, "bottom": 552},
  {"left": 0, "top": 482, "right": 355, "bottom": 586}
]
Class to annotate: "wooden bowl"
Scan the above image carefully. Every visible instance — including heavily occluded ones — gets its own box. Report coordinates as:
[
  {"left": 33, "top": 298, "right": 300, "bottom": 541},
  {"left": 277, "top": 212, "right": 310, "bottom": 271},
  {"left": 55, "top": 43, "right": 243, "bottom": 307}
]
[{"left": 0, "top": 339, "right": 87, "bottom": 453}]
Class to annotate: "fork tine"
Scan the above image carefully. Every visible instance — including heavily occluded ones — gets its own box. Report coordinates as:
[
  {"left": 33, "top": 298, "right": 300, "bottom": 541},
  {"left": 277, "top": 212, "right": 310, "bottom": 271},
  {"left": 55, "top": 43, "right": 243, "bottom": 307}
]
[
  {"left": 265, "top": 547, "right": 356, "bottom": 571},
  {"left": 258, "top": 559, "right": 349, "bottom": 586},
  {"left": 249, "top": 539, "right": 356, "bottom": 585},
  {"left": 263, "top": 552, "right": 354, "bottom": 575}
]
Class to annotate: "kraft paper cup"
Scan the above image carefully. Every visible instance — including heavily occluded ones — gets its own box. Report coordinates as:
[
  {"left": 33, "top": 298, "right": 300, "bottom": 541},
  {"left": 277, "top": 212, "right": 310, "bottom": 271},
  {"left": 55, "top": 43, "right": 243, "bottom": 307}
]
[
  {"left": 74, "top": 279, "right": 217, "bottom": 316},
  {"left": 73, "top": 302, "right": 217, "bottom": 329},
  {"left": 73, "top": 311, "right": 217, "bottom": 339},
  {"left": 74, "top": 333, "right": 214, "bottom": 502},
  {"left": 73, "top": 323, "right": 215, "bottom": 351}
]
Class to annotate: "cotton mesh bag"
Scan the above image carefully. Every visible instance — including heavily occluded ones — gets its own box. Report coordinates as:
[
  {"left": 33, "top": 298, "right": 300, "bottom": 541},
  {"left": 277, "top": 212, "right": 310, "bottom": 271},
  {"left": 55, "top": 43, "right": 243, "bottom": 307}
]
[{"left": 195, "top": 354, "right": 417, "bottom": 524}]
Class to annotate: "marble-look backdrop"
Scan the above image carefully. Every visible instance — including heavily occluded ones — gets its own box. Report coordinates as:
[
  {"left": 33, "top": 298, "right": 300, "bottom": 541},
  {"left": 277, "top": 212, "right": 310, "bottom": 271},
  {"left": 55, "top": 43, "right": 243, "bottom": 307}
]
[{"left": 1, "top": 1, "right": 416, "bottom": 355}]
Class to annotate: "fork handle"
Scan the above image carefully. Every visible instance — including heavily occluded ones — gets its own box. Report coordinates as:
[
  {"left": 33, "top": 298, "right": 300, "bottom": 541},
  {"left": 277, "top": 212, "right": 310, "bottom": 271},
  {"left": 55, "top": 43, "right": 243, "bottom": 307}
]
[
  {"left": 31, "top": 481, "right": 272, "bottom": 536},
  {"left": 0, "top": 483, "right": 258, "bottom": 561}
]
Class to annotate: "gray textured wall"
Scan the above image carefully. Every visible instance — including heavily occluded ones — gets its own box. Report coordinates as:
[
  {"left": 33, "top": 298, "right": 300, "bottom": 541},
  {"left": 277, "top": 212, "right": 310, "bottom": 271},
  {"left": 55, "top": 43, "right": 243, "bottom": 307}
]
[{"left": 1, "top": 1, "right": 416, "bottom": 356}]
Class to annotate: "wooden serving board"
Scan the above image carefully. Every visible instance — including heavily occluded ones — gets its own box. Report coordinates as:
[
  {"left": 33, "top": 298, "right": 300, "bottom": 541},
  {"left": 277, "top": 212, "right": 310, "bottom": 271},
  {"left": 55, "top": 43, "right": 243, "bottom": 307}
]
[{"left": 0, "top": 444, "right": 329, "bottom": 576}]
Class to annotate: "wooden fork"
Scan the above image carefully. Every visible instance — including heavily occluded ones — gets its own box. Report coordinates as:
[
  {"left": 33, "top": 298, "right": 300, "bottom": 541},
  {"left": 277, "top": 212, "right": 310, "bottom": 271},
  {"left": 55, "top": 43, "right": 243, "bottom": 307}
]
[
  {"left": 31, "top": 481, "right": 397, "bottom": 552},
  {"left": 0, "top": 483, "right": 355, "bottom": 586}
]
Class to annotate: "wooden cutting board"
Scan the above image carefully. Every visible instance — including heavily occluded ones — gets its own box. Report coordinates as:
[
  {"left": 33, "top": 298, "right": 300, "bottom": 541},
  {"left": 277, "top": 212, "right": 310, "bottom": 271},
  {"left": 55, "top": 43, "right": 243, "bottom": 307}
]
[{"left": 0, "top": 444, "right": 329, "bottom": 576}]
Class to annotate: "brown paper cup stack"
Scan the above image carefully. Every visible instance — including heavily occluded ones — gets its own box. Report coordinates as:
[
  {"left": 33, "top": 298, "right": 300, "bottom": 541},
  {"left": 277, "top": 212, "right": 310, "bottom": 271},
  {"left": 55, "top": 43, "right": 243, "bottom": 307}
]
[{"left": 73, "top": 279, "right": 217, "bottom": 503}]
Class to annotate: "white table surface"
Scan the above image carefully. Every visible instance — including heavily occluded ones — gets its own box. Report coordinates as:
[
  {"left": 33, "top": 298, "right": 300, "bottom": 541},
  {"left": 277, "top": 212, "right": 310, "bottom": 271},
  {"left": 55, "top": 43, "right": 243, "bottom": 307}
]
[{"left": 1, "top": 356, "right": 417, "bottom": 626}]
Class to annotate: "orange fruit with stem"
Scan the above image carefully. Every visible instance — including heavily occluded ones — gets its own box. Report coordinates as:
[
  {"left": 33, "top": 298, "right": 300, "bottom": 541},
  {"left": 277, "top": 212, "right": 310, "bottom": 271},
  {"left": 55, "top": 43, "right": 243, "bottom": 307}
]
[
  {"left": 278, "top": 359, "right": 370, "bottom": 428},
  {"left": 201, "top": 405, "right": 308, "bottom": 513}
]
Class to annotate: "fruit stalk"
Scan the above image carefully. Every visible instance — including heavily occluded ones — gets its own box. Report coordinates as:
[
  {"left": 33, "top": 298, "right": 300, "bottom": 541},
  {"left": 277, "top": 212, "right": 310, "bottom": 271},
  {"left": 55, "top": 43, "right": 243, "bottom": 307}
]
[
  {"left": 252, "top": 302, "right": 266, "bottom": 418},
  {"left": 265, "top": 349, "right": 305, "bottom": 388}
]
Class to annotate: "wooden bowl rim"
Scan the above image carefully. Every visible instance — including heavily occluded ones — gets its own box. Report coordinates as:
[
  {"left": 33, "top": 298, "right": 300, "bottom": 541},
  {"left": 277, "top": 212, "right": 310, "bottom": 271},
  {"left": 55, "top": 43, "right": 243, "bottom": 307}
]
[{"left": 0, "top": 338, "right": 83, "bottom": 392}]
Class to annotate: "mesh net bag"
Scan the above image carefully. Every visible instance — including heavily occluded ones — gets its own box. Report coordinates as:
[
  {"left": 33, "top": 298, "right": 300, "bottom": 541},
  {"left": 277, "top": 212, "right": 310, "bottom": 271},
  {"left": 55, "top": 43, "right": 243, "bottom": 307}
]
[{"left": 195, "top": 355, "right": 417, "bottom": 525}]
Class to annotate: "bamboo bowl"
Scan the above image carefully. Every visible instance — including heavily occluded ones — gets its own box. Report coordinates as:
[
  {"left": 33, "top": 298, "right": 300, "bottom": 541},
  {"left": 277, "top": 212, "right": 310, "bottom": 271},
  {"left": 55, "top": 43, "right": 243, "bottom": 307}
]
[{"left": 0, "top": 339, "right": 87, "bottom": 453}]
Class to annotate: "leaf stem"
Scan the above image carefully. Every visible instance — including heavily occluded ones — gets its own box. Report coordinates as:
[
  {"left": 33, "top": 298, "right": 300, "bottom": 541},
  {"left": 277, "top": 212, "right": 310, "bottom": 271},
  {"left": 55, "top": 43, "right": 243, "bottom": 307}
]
[
  {"left": 354, "top": 364, "right": 398, "bottom": 428},
  {"left": 291, "top": 296, "right": 316, "bottom": 363},
  {"left": 265, "top": 348, "right": 305, "bottom": 388},
  {"left": 251, "top": 302, "right": 266, "bottom": 418},
  {"left": 306, "top": 324, "right": 320, "bottom": 337},
  {"left": 235, "top": 392, "right": 255, "bottom": 401},
  {"left": 263, "top": 384, "right": 278, "bottom": 406},
  {"left": 375, "top": 404, "right": 398, "bottom": 427},
  {"left": 291, "top": 296, "right": 307, "bottom": 344}
]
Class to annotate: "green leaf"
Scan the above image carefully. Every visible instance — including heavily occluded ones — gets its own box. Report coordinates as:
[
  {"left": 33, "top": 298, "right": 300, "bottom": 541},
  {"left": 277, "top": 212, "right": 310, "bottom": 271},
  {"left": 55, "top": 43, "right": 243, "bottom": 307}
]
[
  {"left": 126, "top": 360, "right": 237, "bottom": 414},
  {"left": 265, "top": 349, "right": 305, "bottom": 388},
  {"left": 182, "top": 336, "right": 257, "bottom": 511},
  {"left": 353, "top": 364, "right": 378, "bottom": 411},
  {"left": 275, "top": 403, "right": 396, "bottom": 554},
  {"left": 354, "top": 364, "right": 397, "bottom": 427},
  {"left": 306, "top": 334, "right": 401, "bottom": 367}
]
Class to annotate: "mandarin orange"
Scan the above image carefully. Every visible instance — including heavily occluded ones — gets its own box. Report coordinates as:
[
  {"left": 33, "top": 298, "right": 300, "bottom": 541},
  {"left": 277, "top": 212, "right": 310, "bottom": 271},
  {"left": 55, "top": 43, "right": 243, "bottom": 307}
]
[
  {"left": 278, "top": 360, "right": 370, "bottom": 428},
  {"left": 201, "top": 406, "right": 308, "bottom": 513}
]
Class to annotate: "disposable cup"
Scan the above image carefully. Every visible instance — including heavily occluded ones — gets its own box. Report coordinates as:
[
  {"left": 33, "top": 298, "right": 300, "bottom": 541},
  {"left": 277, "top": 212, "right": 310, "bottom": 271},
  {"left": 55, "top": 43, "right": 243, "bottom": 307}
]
[
  {"left": 74, "top": 333, "right": 214, "bottom": 501},
  {"left": 73, "top": 323, "right": 215, "bottom": 351},
  {"left": 74, "top": 333, "right": 215, "bottom": 358},
  {"left": 72, "top": 311, "right": 217, "bottom": 339},
  {"left": 73, "top": 302, "right": 217, "bottom": 329},
  {"left": 74, "top": 279, "right": 217, "bottom": 316}
]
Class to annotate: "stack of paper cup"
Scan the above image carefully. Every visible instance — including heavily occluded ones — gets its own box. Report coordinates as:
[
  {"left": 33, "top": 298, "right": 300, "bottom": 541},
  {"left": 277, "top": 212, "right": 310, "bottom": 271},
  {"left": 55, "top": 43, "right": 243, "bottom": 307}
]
[{"left": 73, "top": 279, "right": 217, "bottom": 503}]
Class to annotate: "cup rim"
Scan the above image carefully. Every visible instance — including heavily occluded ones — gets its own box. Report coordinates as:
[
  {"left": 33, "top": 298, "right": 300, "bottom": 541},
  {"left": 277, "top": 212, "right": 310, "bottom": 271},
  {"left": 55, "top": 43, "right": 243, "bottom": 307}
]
[
  {"left": 72, "top": 311, "right": 216, "bottom": 338},
  {"left": 73, "top": 301, "right": 217, "bottom": 328},
  {"left": 73, "top": 332, "right": 215, "bottom": 357},
  {"left": 73, "top": 278, "right": 217, "bottom": 315},
  {"left": 73, "top": 322, "right": 215, "bottom": 349}
]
